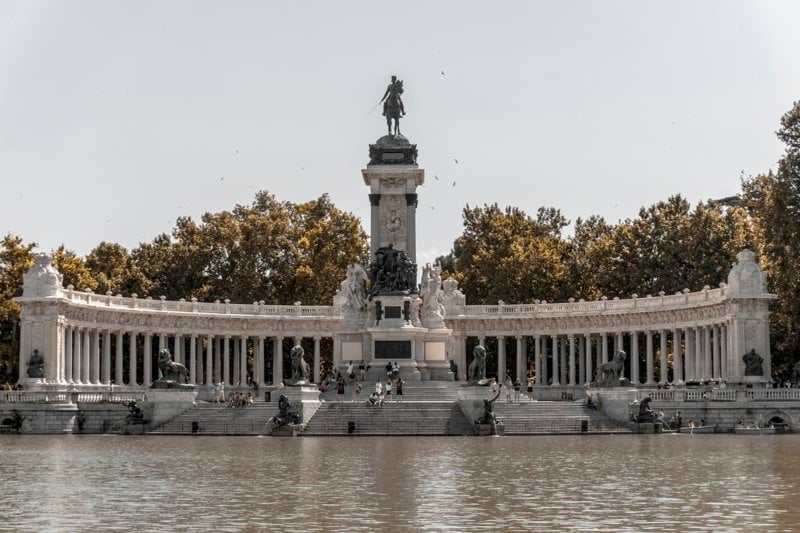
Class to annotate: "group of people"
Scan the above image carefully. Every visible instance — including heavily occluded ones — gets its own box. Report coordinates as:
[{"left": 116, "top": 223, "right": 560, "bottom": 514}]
[
  {"left": 367, "top": 378, "right": 405, "bottom": 405},
  {"left": 226, "top": 391, "right": 255, "bottom": 408}
]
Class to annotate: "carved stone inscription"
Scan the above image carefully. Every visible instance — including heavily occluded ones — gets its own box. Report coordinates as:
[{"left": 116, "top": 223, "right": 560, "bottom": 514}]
[{"left": 374, "top": 340, "right": 411, "bottom": 359}]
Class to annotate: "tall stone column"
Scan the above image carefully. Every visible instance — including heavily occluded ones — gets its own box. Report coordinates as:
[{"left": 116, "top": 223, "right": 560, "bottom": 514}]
[
  {"left": 533, "top": 335, "right": 541, "bottom": 386},
  {"left": 65, "top": 327, "right": 74, "bottom": 384},
  {"left": 223, "top": 336, "right": 231, "bottom": 386},
  {"left": 369, "top": 193, "right": 381, "bottom": 258},
  {"left": 645, "top": 331, "right": 654, "bottom": 385},
  {"left": 143, "top": 332, "right": 152, "bottom": 387},
  {"left": 206, "top": 334, "right": 214, "bottom": 386},
  {"left": 233, "top": 338, "right": 239, "bottom": 385},
  {"left": 239, "top": 335, "right": 247, "bottom": 387},
  {"left": 601, "top": 333, "right": 608, "bottom": 364},
  {"left": 158, "top": 333, "right": 166, "bottom": 355},
  {"left": 497, "top": 335, "right": 506, "bottom": 382},
  {"left": 615, "top": 332, "right": 623, "bottom": 355},
  {"left": 516, "top": 336, "right": 525, "bottom": 384},
  {"left": 630, "top": 332, "right": 639, "bottom": 385},
  {"left": 560, "top": 338, "right": 567, "bottom": 385},
  {"left": 73, "top": 327, "right": 82, "bottom": 384},
  {"left": 703, "top": 326, "right": 711, "bottom": 381},
  {"left": 568, "top": 335, "right": 576, "bottom": 386},
  {"left": 91, "top": 329, "right": 100, "bottom": 384},
  {"left": 81, "top": 328, "right": 91, "bottom": 384},
  {"left": 720, "top": 325, "right": 728, "bottom": 381},
  {"left": 584, "top": 334, "right": 592, "bottom": 385},
  {"left": 214, "top": 337, "right": 222, "bottom": 384},
  {"left": 273, "top": 336, "right": 284, "bottom": 385},
  {"left": 257, "top": 336, "right": 266, "bottom": 385},
  {"left": 672, "top": 328, "right": 682, "bottom": 384},
  {"left": 115, "top": 331, "right": 123, "bottom": 386},
  {"left": 577, "top": 335, "right": 585, "bottom": 384},
  {"left": 102, "top": 330, "right": 111, "bottom": 385},
  {"left": 405, "top": 194, "right": 418, "bottom": 263},
  {"left": 551, "top": 335, "right": 560, "bottom": 386},
  {"left": 189, "top": 334, "right": 197, "bottom": 384},
  {"left": 175, "top": 334, "right": 183, "bottom": 366},
  {"left": 659, "top": 329, "right": 668, "bottom": 384},
  {"left": 313, "top": 336, "right": 321, "bottom": 384},
  {"left": 694, "top": 327, "right": 705, "bottom": 379},
  {"left": 713, "top": 326, "right": 721, "bottom": 380},
  {"left": 129, "top": 332, "right": 138, "bottom": 386}
]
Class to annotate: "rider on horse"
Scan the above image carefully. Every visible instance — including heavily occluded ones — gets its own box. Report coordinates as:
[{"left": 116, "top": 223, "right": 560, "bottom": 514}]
[{"left": 381, "top": 75, "right": 405, "bottom": 135}]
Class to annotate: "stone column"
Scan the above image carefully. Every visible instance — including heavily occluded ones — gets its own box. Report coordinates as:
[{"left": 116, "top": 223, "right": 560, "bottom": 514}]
[
  {"left": 615, "top": 332, "right": 623, "bottom": 355},
  {"left": 257, "top": 336, "right": 266, "bottom": 385},
  {"left": 551, "top": 335, "right": 560, "bottom": 386},
  {"left": 91, "top": 329, "right": 101, "bottom": 384},
  {"left": 129, "top": 332, "right": 137, "bottom": 386},
  {"left": 478, "top": 336, "right": 485, "bottom": 347},
  {"left": 143, "top": 332, "right": 152, "bottom": 387},
  {"left": 645, "top": 331, "right": 654, "bottom": 385},
  {"left": 214, "top": 337, "right": 222, "bottom": 384},
  {"left": 158, "top": 333, "right": 166, "bottom": 355},
  {"left": 64, "top": 327, "right": 74, "bottom": 384},
  {"left": 206, "top": 334, "right": 214, "bottom": 386},
  {"left": 114, "top": 331, "right": 123, "bottom": 386},
  {"left": 405, "top": 193, "right": 418, "bottom": 263},
  {"left": 273, "top": 336, "right": 283, "bottom": 385},
  {"left": 660, "top": 329, "right": 668, "bottom": 384},
  {"left": 223, "top": 336, "right": 231, "bottom": 386},
  {"left": 578, "top": 335, "right": 585, "bottom": 384},
  {"left": 682, "top": 328, "right": 690, "bottom": 381},
  {"left": 713, "top": 326, "right": 721, "bottom": 381},
  {"left": 672, "top": 328, "right": 682, "bottom": 384},
  {"left": 703, "top": 326, "right": 711, "bottom": 381},
  {"left": 369, "top": 193, "right": 381, "bottom": 258},
  {"left": 560, "top": 338, "right": 567, "bottom": 385},
  {"left": 233, "top": 338, "right": 239, "bottom": 385},
  {"left": 584, "top": 334, "right": 592, "bottom": 385},
  {"left": 102, "top": 330, "right": 111, "bottom": 385},
  {"left": 72, "top": 327, "right": 82, "bottom": 385},
  {"left": 630, "top": 332, "right": 639, "bottom": 385},
  {"left": 81, "top": 328, "right": 91, "bottom": 384},
  {"left": 497, "top": 335, "right": 506, "bottom": 382},
  {"left": 239, "top": 335, "right": 247, "bottom": 387},
  {"left": 197, "top": 338, "right": 204, "bottom": 384},
  {"left": 313, "top": 336, "right": 321, "bottom": 384},
  {"left": 175, "top": 334, "right": 183, "bottom": 366},
  {"left": 720, "top": 325, "right": 727, "bottom": 381},
  {"left": 189, "top": 334, "right": 197, "bottom": 384},
  {"left": 568, "top": 335, "right": 576, "bottom": 386},
  {"left": 694, "top": 327, "right": 705, "bottom": 379},
  {"left": 601, "top": 333, "right": 608, "bottom": 364},
  {"left": 516, "top": 336, "right": 525, "bottom": 384},
  {"left": 533, "top": 335, "right": 541, "bottom": 386}
]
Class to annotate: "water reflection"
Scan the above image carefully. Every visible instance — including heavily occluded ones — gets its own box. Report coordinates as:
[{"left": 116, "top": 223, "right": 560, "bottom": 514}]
[{"left": 1, "top": 434, "right": 798, "bottom": 531}]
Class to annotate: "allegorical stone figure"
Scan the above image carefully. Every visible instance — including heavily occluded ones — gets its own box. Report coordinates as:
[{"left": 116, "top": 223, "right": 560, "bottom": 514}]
[
  {"left": 468, "top": 345, "right": 488, "bottom": 384},
  {"left": 381, "top": 75, "right": 405, "bottom": 136},
  {"left": 26, "top": 349, "right": 44, "bottom": 379},
  {"left": 742, "top": 349, "right": 764, "bottom": 376},
  {"left": 285, "top": 345, "right": 311, "bottom": 386}
]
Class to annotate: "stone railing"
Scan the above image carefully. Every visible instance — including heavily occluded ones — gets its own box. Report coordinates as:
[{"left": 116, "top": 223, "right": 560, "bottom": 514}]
[
  {"left": 638, "top": 387, "right": 800, "bottom": 403},
  {"left": 0, "top": 390, "right": 146, "bottom": 404},
  {"left": 746, "top": 389, "right": 800, "bottom": 401},
  {"left": 61, "top": 289, "right": 336, "bottom": 317},
  {"left": 446, "top": 288, "right": 728, "bottom": 317}
]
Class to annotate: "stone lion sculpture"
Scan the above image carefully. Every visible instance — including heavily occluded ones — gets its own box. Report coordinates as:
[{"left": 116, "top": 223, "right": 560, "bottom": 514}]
[
  {"left": 151, "top": 349, "right": 193, "bottom": 389},
  {"left": 285, "top": 345, "right": 311, "bottom": 386},
  {"left": 595, "top": 350, "right": 627, "bottom": 387},
  {"left": 468, "top": 345, "right": 488, "bottom": 385}
]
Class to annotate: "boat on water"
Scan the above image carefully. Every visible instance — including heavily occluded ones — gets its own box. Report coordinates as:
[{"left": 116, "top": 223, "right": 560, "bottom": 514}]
[{"left": 735, "top": 427, "right": 776, "bottom": 435}]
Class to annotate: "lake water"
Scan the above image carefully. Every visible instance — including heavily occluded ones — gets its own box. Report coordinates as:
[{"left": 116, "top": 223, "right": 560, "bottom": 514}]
[{"left": 1, "top": 434, "right": 799, "bottom": 531}]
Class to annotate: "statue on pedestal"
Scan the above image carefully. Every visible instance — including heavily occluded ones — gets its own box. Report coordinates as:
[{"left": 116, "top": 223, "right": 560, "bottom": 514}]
[
  {"left": 369, "top": 244, "right": 417, "bottom": 298},
  {"left": 151, "top": 349, "right": 193, "bottom": 390},
  {"left": 381, "top": 75, "right": 405, "bottom": 136},
  {"left": 743, "top": 349, "right": 764, "bottom": 377},
  {"left": 26, "top": 349, "right": 44, "bottom": 379},
  {"left": 633, "top": 397, "right": 657, "bottom": 423},
  {"left": 595, "top": 350, "right": 627, "bottom": 387},
  {"left": 468, "top": 345, "right": 488, "bottom": 385},
  {"left": 335, "top": 263, "right": 369, "bottom": 313},
  {"left": 268, "top": 394, "right": 300, "bottom": 428},
  {"left": 285, "top": 345, "right": 311, "bottom": 386}
]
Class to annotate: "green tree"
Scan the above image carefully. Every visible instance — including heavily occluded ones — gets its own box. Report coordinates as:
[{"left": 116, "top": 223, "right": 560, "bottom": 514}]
[
  {"left": 742, "top": 100, "right": 800, "bottom": 377},
  {"left": 86, "top": 242, "right": 150, "bottom": 296},
  {"left": 0, "top": 235, "right": 36, "bottom": 383}
]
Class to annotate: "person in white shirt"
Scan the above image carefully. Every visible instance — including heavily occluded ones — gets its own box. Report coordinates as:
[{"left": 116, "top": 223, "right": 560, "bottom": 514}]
[{"left": 385, "top": 379, "right": 393, "bottom": 401}]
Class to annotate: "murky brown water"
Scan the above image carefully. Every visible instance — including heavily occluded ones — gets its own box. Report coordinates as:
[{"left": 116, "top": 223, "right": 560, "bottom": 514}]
[{"left": 1, "top": 434, "right": 799, "bottom": 531}]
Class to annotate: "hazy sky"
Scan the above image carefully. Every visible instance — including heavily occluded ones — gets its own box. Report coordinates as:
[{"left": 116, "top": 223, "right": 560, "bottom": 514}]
[{"left": 1, "top": 1, "right": 799, "bottom": 267}]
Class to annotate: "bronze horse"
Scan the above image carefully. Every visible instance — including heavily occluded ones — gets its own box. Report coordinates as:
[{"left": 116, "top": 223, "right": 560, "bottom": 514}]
[{"left": 381, "top": 76, "right": 405, "bottom": 136}]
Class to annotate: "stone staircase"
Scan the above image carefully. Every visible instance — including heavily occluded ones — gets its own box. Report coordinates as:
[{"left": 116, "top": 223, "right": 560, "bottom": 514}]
[
  {"left": 302, "top": 401, "right": 472, "bottom": 436},
  {"left": 493, "top": 400, "right": 630, "bottom": 434},
  {"left": 320, "top": 379, "right": 461, "bottom": 403},
  {"left": 148, "top": 401, "right": 279, "bottom": 435}
]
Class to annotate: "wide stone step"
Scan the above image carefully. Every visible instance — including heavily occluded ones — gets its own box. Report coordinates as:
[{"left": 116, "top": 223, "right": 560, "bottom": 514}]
[{"left": 302, "top": 402, "right": 471, "bottom": 436}]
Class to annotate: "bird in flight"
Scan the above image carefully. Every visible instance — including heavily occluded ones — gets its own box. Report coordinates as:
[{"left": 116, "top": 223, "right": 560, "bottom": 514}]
[
  {"left": 434, "top": 175, "right": 439, "bottom": 181},
  {"left": 454, "top": 158, "right": 459, "bottom": 164},
  {"left": 452, "top": 181, "right": 456, "bottom": 187},
  {"left": 441, "top": 70, "right": 446, "bottom": 76}
]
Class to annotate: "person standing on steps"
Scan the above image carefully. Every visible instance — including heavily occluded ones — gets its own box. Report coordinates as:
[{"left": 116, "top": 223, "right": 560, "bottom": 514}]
[
  {"left": 396, "top": 378, "right": 404, "bottom": 403},
  {"left": 359, "top": 361, "right": 366, "bottom": 381},
  {"left": 375, "top": 381, "right": 383, "bottom": 405},
  {"left": 385, "top": 379, "right": 393, "bottom": 402},
  {"left": 505, "top": 377, "right": 514, "bottom": 403},
  {"left": 337, "top": 378, "right": 345, "bottom": 403},
  {"left": 354, "top": 382, "right": 362, "bottom": 402},
  {"left": 392, "top": 362, "right": 400, "bottom": 380}
]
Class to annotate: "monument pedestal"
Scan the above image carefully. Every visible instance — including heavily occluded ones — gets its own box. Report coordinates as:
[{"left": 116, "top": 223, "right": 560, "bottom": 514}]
[
  {"left": 265, "top": 385, "right": 321, "bottom": 424},
  {"left": 144, "top": 389, "right": 197, "bottom": 428}
]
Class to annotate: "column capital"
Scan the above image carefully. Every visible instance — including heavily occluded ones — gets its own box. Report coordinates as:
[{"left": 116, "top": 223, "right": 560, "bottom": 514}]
[
  {"left": 313, "top": 336, "right": 321, "bottom": 341},
  {"left": 368, "top": 193, "right": 381, "bottom": 206}
]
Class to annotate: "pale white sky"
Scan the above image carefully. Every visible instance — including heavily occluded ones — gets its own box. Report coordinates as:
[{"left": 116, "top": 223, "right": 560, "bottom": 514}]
[{"left": 1, "top": 1, "right": 799, "bottom": 267}]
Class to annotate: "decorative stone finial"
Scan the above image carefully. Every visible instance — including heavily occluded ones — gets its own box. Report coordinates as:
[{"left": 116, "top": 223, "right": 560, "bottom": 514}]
[
  {"left": 22, "top": 253, "right": 64, "bottom": 298},
  {"left": 727, "top": 249, "right": 767, "bottom": 294}
]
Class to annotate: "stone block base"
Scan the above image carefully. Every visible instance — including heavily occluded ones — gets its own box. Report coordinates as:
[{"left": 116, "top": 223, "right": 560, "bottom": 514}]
[
  {"left": 145, "top": 389, "right": 197, "bottom": 428},
  {"left": 271, "top": 423, "right": 302, "bottom": 437}
]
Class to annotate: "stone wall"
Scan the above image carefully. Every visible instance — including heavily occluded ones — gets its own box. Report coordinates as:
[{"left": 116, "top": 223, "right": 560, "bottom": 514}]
[{"left": 0, "top": 403, "right": 129, "bottom": 434}]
